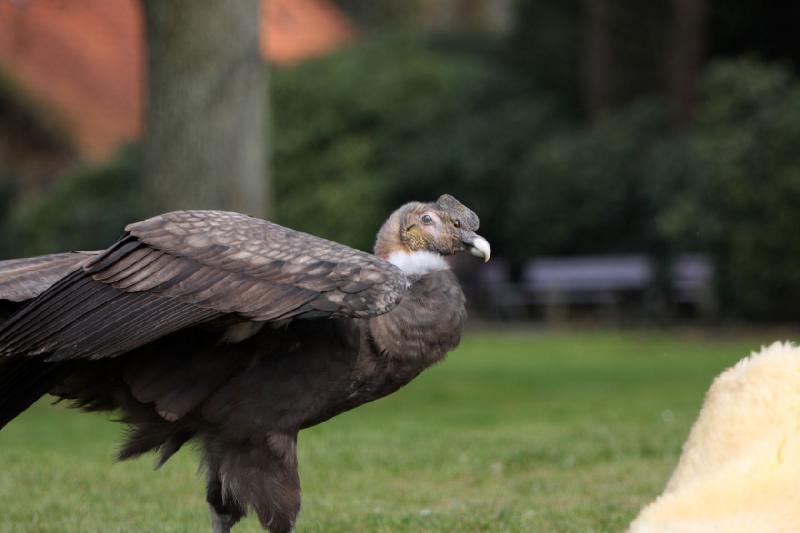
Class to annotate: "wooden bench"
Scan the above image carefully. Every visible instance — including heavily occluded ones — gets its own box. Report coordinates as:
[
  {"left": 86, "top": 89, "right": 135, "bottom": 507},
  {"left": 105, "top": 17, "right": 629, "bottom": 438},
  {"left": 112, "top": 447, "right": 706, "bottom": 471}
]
[
  {"left": 521, "top": 254, "right": 715, "bottom": 320},
  {"left": 458, "top": 254, "right": 715, "bottom": 320},
  {"left": 522, "top": 254, "right": 655, "bottom": 307}
]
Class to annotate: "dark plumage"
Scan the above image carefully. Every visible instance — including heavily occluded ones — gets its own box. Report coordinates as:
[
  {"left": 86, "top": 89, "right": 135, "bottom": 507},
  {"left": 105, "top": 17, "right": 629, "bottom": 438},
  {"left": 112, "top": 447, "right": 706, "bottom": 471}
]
[{"left": 0, "top": 194, "right": 490, "bottom": 533}]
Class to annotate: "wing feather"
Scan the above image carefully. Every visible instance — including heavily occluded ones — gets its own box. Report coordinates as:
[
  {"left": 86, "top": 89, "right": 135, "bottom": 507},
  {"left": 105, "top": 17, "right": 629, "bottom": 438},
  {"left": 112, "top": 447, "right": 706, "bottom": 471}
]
[
  {"left": 0, "top": 251, "right": 99, "bottom": 302},
  {"left": 112, "top": 211, "right": 407, "bottom": 320},
  {"left": 0, "top": 210, "right": 407, "bottom": 360},
  {"left": 0, "top": 274, "right": 102, "bottom": 349},
  {"left": 1, "top": 270, "right": 219, "bottom": 361}
]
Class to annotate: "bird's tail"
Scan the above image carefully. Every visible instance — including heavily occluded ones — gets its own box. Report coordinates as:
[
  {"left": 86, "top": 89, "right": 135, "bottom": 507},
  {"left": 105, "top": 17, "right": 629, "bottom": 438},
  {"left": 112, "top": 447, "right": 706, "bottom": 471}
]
[{"left": 0, "top": 357, "right": 69, "bottom": 429}]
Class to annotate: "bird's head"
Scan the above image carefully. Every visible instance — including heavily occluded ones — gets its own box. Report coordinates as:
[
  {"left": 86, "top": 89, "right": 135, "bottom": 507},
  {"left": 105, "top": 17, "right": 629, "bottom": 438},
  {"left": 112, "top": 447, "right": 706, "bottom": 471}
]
[{"left": 375, "top": 194, "right": 490, "bottom": 274}]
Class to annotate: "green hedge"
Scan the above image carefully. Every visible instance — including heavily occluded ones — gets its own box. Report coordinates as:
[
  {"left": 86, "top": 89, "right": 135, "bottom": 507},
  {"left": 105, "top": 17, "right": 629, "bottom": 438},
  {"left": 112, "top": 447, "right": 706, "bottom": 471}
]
[
  {"left": 6, "top": 146, "right": 142, "bottom": 256},
  {"left": 273, "top": 33, "right": 569, "bottom": 256},
  {"left": 0, "top": 176, "right": 17, "bottom": 257},
  {"left": 4, "top": 34, "right": 800, "bottom": 319},
  {"left": 271, "top": 34, "right": 516, "bottom": 251},
  {"left": 661, "top": 59, "right": 800, "bottom": 319}
]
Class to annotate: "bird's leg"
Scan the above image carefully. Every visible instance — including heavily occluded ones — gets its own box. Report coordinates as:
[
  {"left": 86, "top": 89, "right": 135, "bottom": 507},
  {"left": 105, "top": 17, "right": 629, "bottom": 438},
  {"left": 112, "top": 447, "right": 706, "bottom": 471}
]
[
  {"left": 250, "top": 433, "right": 301, "bottom": 533},
  {"left": 206, "top": 471, "right": 246, "bottom": 533},
  {"left": 212, "top": 432, "right": 301, "bottom": 533}
]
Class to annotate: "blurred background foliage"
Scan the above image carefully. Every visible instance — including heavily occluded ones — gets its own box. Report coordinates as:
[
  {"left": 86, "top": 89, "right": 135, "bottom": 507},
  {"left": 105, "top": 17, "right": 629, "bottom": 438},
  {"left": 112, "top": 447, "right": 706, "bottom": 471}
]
[
  {"left": 6, "top": 146, "right": 142, "bottom": 257},
  {"left": 2, "top": 0, "right": 800, "bottom": 321}
]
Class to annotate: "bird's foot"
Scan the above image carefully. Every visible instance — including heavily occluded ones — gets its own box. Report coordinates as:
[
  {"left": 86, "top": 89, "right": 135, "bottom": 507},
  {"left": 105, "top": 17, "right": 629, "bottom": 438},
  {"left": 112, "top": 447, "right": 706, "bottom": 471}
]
[{"left": 209, "top": 504, "right": 240, "bottom": 533}]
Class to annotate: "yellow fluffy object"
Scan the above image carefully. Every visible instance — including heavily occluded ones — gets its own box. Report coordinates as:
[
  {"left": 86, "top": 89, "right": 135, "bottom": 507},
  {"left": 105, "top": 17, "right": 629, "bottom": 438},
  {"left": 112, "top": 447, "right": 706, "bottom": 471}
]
[{"left": 629, "top": 341, "right": 800, "bottom": 533}]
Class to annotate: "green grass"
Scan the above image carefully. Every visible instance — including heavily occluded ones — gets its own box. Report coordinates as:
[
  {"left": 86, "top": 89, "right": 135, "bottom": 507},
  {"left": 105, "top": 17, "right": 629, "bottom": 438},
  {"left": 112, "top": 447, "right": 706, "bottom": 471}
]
[{"left": 0, "top": 329, "right": 792, "bottom": 532}]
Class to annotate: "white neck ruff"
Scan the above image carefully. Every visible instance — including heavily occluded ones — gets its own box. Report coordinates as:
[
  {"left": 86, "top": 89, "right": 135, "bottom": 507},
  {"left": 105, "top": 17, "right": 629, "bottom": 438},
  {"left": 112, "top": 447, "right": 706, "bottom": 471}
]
[{"left": 387, "top": 250, "right": 449, "bottom": 276}]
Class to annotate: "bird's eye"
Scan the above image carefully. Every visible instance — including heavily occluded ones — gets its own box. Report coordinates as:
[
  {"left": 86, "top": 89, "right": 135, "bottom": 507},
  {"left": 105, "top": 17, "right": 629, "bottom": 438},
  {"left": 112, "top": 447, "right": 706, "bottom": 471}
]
[
  {"left": 421, "top": 214, "right": 434, "bottom": 225},
  {"left": 453, "top": 219, "right": 461, "bottom": 228}
]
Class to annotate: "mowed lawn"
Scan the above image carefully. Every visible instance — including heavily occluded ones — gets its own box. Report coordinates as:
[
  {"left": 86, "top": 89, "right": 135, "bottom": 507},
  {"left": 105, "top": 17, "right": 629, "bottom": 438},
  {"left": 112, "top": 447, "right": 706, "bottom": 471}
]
[{"left": 0, "top": 329, "right": 791, "bottom": 532}]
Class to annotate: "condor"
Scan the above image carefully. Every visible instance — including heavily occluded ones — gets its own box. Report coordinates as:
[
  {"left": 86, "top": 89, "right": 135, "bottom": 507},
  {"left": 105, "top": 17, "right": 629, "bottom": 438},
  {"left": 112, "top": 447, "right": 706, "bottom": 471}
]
[{"left": 0, "top": 194, "right": 489, "bottom": 533}]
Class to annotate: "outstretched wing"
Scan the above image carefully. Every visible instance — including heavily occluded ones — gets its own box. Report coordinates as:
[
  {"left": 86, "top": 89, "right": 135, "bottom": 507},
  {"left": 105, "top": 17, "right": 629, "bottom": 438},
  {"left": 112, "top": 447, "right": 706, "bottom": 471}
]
[
  {"left": 0, "top": 210, "right": 406, "bottom": 360},
  {"left": 0, "top": 252, "right": 100, "bottom": 303}
]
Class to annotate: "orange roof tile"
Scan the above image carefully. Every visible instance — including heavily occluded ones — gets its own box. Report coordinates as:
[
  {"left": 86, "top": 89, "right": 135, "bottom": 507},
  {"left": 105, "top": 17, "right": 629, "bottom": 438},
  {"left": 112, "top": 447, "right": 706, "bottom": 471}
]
[
  {"left": 264, "top": 0, "right": 355, "bottom": 64},
  {"left": 0, "top": 0, "right": 354, "bottom": 161}
]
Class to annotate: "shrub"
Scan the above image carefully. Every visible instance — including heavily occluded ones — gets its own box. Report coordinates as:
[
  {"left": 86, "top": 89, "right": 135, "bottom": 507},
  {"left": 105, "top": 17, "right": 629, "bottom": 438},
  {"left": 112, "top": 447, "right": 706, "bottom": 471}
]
[
  {"left": 272, "top": 33, "right": 568, "bottom": 255},
  {"left": 5, "top": 34, "right": 800, "bottom": 321},
  {"left": 507, "top": 100, "right": 681, "bottom": 261},
  {"left": 272, "top": 33, "right": 503, "bottom": 251},
  {"left": 7, "top": 145, "right": 142, "bottom": 256},
  {"left": 661, "top": 59, "right": 800, "bottom": 319},
  {"left": 0, "top": 175, "right": 18, "bottom": 257}
]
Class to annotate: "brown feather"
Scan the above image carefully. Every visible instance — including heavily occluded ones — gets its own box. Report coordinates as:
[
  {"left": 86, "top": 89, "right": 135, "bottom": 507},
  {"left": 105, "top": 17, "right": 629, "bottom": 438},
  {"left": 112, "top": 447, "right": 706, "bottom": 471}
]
[{"left": 0, "top": 251, "right": 99, "bottom": 302}]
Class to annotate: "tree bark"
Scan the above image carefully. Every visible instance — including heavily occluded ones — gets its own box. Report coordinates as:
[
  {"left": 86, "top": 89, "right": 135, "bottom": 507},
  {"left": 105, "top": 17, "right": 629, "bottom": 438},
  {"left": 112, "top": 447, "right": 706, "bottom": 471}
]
[
  {"left": 667, "top": 0, "right": 708, "bottom": 124},
  {"left": 141, "top": 0, "right": 268, "bottom": 218},
  {"left": 582, "top": 0, "right": 612, "bottom": 120}
]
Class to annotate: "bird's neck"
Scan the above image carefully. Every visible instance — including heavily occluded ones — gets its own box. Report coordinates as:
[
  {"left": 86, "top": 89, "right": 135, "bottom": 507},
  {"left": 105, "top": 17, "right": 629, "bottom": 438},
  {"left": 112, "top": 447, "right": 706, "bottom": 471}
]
[
  {"left": 369, "top": 269, "right": 466, "bottom": 364},
  {"left": 386, "top": 251, "right": 449, "bottom": 276}
]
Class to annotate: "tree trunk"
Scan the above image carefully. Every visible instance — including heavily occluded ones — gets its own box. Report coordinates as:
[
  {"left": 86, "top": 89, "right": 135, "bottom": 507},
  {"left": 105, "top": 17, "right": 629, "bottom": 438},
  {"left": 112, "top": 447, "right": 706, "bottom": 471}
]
[
  {"left": 141, "top": 0, "right": 268, "bottom": 218},
  {"left": 667, "top": 0, "right": 708, "bottom": 124},
  {"left": 582, "top": 0, "right": 612, "bottom": 121}
]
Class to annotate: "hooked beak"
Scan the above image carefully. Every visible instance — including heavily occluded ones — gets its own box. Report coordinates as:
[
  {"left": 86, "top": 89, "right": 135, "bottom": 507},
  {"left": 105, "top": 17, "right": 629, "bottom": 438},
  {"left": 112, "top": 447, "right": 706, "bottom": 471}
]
[{"left": 463, "top": 233, "right": 491, "bottom": 263}]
